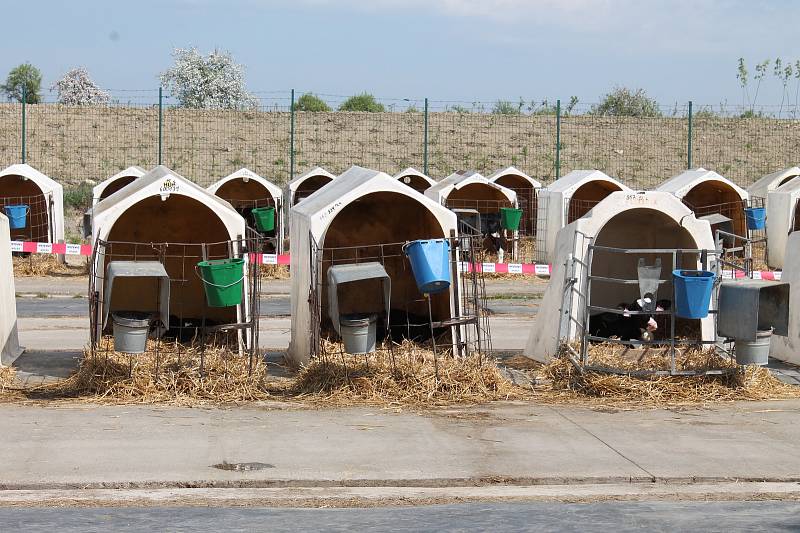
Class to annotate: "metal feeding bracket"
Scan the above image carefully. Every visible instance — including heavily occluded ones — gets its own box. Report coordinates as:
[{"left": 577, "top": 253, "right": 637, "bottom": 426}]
[{"left": 636, "top": 258, "right": 662, "bottom": 312}]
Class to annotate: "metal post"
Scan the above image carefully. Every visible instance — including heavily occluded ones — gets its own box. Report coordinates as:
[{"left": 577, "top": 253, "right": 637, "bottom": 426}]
[
  {"left": 555, "top": 99, "right": 561, "bottom": 180},
  {"left": 290, "top": 89, "right": 296, "bottom": 181},
  {"left": 687, "top": 100, "right": 693, "bottom": 169},
  {"left": 158, "top": 87, "right": 163, "bottom": 165},
  {"left": 423, "top": 97, "right": 429, "bottom": 175},
  {"left": 21, "top": 84, "right": 26, "bottom": 163}
]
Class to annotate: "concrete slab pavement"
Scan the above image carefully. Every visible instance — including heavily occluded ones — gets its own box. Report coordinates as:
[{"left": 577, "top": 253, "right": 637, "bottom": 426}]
[{"left": 0, "top": 401, "right": 798, "bottom": 488}]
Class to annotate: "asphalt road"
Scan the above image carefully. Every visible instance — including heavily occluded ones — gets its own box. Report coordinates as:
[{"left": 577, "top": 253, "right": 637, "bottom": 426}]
[{"left": 1, "top": 501, "right": 798, "bottom": 532}]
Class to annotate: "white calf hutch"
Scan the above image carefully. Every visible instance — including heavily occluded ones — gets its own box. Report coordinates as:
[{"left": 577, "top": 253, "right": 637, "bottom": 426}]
[
  {"left": 766, "top": 177, "right": 800, "bottom": 269},
  {"left": 208, "top": 168, "right": 284, "bottom": 253},
  {"left": 0, "top": 213, "right": 22, "bottom": 366},
  {"left": 92, "top": 166, "right": 147, "bottom": 206},
  {"left": 747, "top": 166, "right": 800, "bottom": 208},
  {"left": 285, "top": 166, "right": 336, "bottom": 209},
  {"left": 90, "top": 166, "right": 251, "bottom": 342},
  {"left": 0, "top": 163, "right": 64, "bottom": 244},
  {"left": 393, "top": 167, "right": 436, "bottom": 194},
  {"left": 656, "top": 168, "right": 749, "bottom": 239},
  {"left": 770, "top": 232, "right": 800, "bottom": 365},
  {"left": 289, "top": 166, "right": 488, "bottom": 366},
  {"left": 536, "top": 170, "right": 630, "bottom": 264},
  {"left": 525, "top": 191, "right": 716, "bottom": 363},
  {"left": 487, "top": 166, "right": 542, "bottom": 237}
]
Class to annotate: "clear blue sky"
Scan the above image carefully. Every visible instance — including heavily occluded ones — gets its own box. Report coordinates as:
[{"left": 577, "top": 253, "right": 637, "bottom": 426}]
[{"left": 3, "top": 0, "right": 800, "bottom": 107}]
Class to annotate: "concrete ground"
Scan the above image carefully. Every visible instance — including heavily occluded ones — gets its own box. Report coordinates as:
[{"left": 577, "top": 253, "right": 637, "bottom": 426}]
[
  {"left": 0, "top": 401, "right": 798, "bottom": 488},
  {"left": 3, "top": 501, "right": 800, "bottom": 532}
]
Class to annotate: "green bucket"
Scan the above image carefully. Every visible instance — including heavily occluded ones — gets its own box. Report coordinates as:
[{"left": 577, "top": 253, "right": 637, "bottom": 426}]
[
  {"left": 196, "top": 258, "right": 245, "bottom": 307},
  {"left": 500, "top": 207, "right": 523, "bottom": 231},
  {"left": 251, "top": 207, "right": 275, "bottom": 232}
]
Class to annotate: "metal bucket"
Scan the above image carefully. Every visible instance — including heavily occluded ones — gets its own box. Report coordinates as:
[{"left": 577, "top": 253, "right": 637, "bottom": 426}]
[
  {"left": 340, "top": 313, "right": 377, "bottom": 355},
  {"left": 112, "top": 311, "right": 151, "bottom": 354},
  {"left": 735, "top": 329, "right": 772, "bottom": 366}
]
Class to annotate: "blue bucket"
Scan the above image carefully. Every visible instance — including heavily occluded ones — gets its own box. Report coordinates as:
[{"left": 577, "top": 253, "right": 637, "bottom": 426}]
[
  {"left": 673, "top": 269, "right": 716, "bottom": 319},
  {"left": 404, "top": 239, "right": 451, "bottom": 294},
  {"left": 744, "top": 207, "right": 766, "bottom": 230},
  {"left": 4, "top": 204, "right": 29, "bottom": 230}
]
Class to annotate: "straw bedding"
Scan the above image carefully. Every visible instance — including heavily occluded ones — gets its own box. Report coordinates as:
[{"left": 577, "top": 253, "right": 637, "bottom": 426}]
[
  {"left": 536, "top": 343, "right": 800, "bottom": 406},
  {"left": 28, "top": 339, "right": 272, "bottom": 406},
  {"left": 13, "top": 255, "right": 88, "bottom": 277},
  {"left": 292, "top": 340, "right": 524, "bottom": 407},
  {"left": 259, "top": 264, "right": 289, "bottom": 280}
]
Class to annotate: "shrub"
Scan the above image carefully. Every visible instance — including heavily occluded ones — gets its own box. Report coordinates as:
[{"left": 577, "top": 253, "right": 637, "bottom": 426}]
[
  {"left": 160, "top": 47, "right": 258, "bottom": 109},
  {"left": 1, "top": 63, "right": 42, "bottom": 103},
  {"left": 492, "top": 99, "right": 522, "bottom": 115},
  {"left": 294, "top": 93, "right": 330, "bottom": 112},
  {"left": 591, "top": 87, "right": 662, "bottom": 117},
  {"left": 338, "top": 93, "right": 385, "bottom": 112},
  {"left": 63, "top": 183, "right": 93, "bottom": 211},
  {"left": 52, "top": 67, "right": 110, "bottom": 106}
]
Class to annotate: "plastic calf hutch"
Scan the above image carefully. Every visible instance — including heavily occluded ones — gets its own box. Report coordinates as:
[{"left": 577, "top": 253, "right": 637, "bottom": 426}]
[
  {"left": 393, "top": 167, "right": 436, "bottom": 194},
  {"left": 747, "top": 166, "right": 800, "bottom": 209},
  {"left": 770, "top": 232, "right": 800, "bottom": 365},
  {"left": 0, "top": 163, "right": 65, "bottom": 244},
  {"left": 92, "top": 166, "right": 147, "bottom": 207},
  {"left": 208, "top": 168, "right": 285, "bottom": 254},
  {"left": 524, "top": 191, "right": 716, "bottom": 363},
  {"left": 285, "top": 166, "right": 336, "bottom": 209},
  {"left": 766, "top": 177, "right": 800, "bottom": 269},
  {"left": 90, "top": 166, "right": 249, "bottom": 340},
  {"left": 656, "top": 168, "right": 749, "bottom": 239},
  {"left": 536, "top": 170, "right": 630, "bottom": 264},
  {"left": 0, "top": 213, "right": 22, "bottom": 366},
  {"left": 288, "top": 166, "right": 464, "bottom": 365},
  {"left": 487, "top": 166, "right": 542, "bottom": 236}
]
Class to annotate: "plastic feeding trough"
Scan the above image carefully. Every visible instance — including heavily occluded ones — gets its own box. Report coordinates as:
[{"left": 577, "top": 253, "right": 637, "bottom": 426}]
[
  {"left": 0, "top": 213, "right": 22, "bottom": 366},
  {"left": 394, "top": 167, "right": 436, "bottom": 194},
  {"left": 0, "top": 163, "right": 64, "bottom": 244},
  {"left": 208, "top": 168, "right": 284, "bottom": 253},
  {"left": 90, "top": 165, "right": 248, "bottom": 340},
  {"left": 92, "top": 166, "right": 147, "bottom": 207},
  {"left": 536, "top": 170, "right": 630, "bottom": 264},
  {"left": 524, "top": 191, "right": 717, "bottom": 363},
  {"left": 288, "top": 165, "right": 460, "bottom": 365}
]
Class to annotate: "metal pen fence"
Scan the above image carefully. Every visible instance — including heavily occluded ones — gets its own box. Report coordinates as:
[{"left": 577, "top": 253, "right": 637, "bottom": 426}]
[{"left": 5, "top": 90, "right": 800, "bottom": 194}]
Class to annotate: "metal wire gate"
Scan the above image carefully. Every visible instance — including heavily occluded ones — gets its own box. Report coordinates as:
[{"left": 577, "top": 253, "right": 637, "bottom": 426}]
[{"left": 88, "top": 229, "right": 262, "bottom": 376}]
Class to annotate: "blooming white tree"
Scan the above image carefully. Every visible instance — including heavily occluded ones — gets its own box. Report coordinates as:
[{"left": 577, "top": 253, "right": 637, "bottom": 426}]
[
  {"left": 160, "top": 48, "right": 258, "bottom": 109},
  {"left": 52, "top": 67, "right": 110, "bottom": 105}
]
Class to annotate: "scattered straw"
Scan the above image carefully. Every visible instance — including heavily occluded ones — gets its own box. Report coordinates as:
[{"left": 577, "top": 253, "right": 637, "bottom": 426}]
[
  {"left": 28, "top": 339, "right": 271, "bottom": 406},
  {"left": 259, "top": 264, "right": 290, "bottom": 280},
  {"left": 534, "top": 343, "right": 800, "bottom": 406},
  {"left": 13, "top": 255, "right": 88, "bottom": 277},
  {"left": 291, "top": 340, "right": 526, "bottom": 407},
  {"left": 0, "top": 366, "right": 17, "bottom": 393}
]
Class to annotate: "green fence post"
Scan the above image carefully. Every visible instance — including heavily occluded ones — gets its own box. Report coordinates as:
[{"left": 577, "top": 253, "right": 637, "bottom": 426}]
[
  {"left": 158, "top": 87, "right": 163, "bottom": 166},
  {"left": 687, "top": 100, "right": 693, "bottom": 169},
  {"left": 555, "top": 99, "right": 561, "bottom": 180},
  {"left": 290, "top": 89, "right": 296, "bottom": 181},
  {"left": 423, "top": 98, "right": 429, "bottom": 175},
  {"left": 21, "top": 84, "right": 26, "bottom": 163}
]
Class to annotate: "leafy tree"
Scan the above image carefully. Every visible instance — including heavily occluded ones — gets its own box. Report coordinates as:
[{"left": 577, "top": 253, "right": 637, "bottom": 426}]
[
  {"left": 294, "top": 93, "right": 330, "bottom": 112},
  {"left": 590, "top": 87, "right": 661, "bottom": 117},
  {"left": 1, "top": 63, "right": 42, "bottom": 103},
  {"left": 338, "top": 93, "right": 385, "bottom": 112},
  {"left": 159, "top": 48, "right": 257, "bottom": 109},
  {"left": 737, "top": 57, "right": 749, "bottom": 108},
  {"left": 52, "top": 67, "right": 110, "bottom": 106}
]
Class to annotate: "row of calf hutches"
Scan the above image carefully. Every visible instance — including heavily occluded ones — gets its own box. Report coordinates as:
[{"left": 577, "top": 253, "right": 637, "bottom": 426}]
[
  {"left": 289, "top": 166, "right": 460, "bottom": 365},
  {"left": 0, "top": 212, "right": 22, "bottom": 366},
  {"left": 0, "top": 163, "right": 65, "bottom": 245}
]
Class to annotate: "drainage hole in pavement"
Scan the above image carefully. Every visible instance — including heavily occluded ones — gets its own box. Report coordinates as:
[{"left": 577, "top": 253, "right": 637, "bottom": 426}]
[{"left": 212, "top": 461, "right": 275, "bottom": 471}]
